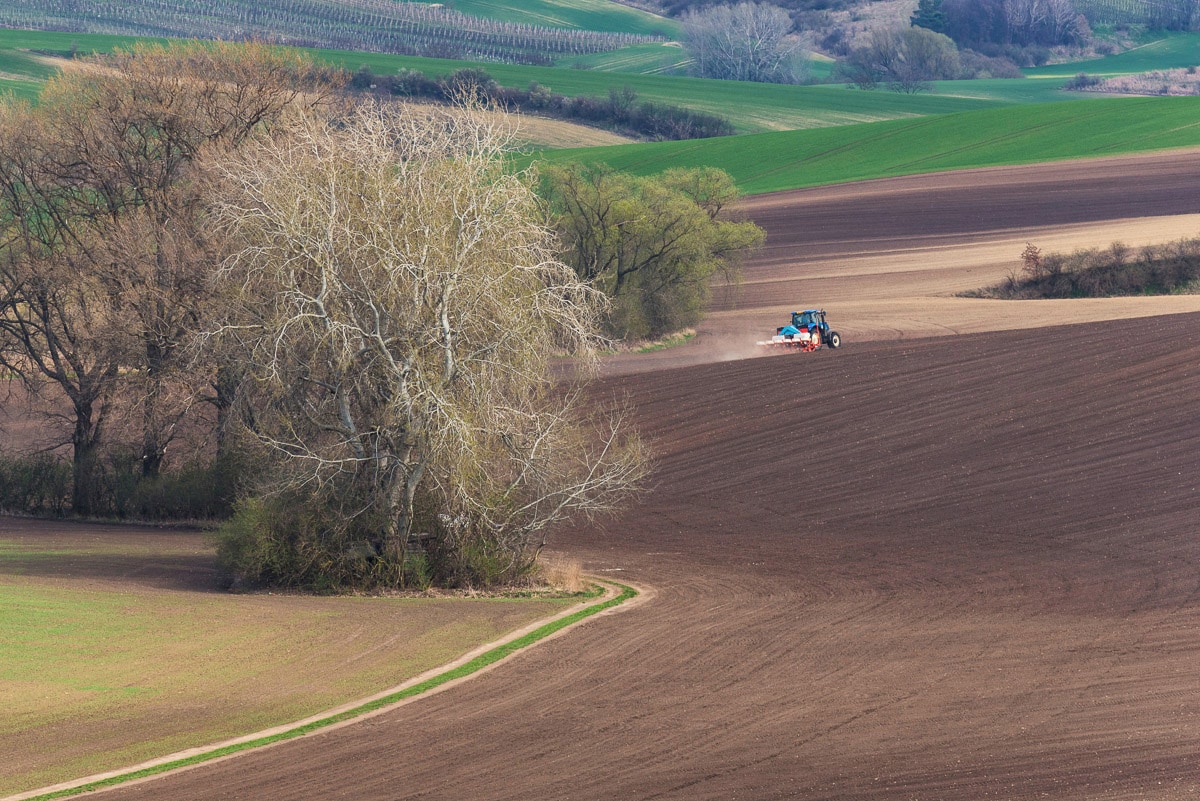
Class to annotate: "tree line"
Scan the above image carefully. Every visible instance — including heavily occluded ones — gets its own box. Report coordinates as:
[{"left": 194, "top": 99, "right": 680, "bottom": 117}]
[
  {"left": 0, "top": 43, "right": 644, "bottom": 590},
  {"left": 0, "top": 42, "right": 761, "bottom": 591},
  {"left": 968, "top": 238, "right": 1200, "bottom": 299}
]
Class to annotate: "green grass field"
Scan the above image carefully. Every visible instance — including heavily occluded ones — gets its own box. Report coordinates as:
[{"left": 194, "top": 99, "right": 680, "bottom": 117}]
[
  {"left": 319, "top": 50, "right": 1009, "bottom": 132},
  {"left": 0, "top": 48, "right": 60, "bottom": 81},
  {"left": 0, "top": 530, "right": 577, "bottom": 796},
  {"left": 558, "top": 41, "right": 691, "bottom": 73},
  {"left": 0, "top": 29, "right": 156, "bottom": 60},
  {"left": 529, "top": 95, "right": 1200, "bottom": 194},
  {"left": 0, "top": 30, "right": 162, "bottom": 97},
  {"left": 1027, "top": 32, "right": 1200, "bottom": 78}
]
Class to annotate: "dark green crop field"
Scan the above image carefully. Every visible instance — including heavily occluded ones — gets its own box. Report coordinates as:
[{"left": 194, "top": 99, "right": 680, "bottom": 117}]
[{"left": 529, "top": 96, "right": 1200, "bottom": 194}]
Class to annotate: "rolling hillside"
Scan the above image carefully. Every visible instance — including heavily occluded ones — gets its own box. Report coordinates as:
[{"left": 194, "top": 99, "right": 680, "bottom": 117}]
[{"left": 530, "top": 95, "right": 1200, "bottom": 194}]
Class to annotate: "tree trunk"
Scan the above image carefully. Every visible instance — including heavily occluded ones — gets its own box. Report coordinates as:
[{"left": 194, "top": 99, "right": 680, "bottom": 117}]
[
  {"left": 141, "top": 348, "right": 165, "bottom": 478},
  {"left": 70, "top": 399, "right": 102, "bottom": 516}
]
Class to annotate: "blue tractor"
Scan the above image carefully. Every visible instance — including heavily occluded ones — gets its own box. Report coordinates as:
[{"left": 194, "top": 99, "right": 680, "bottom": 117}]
[{"left": 758, "top": 309, "right": 842, "bottom": 352}]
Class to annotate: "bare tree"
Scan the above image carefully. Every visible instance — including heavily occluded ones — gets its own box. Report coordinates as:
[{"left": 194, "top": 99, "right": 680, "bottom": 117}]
[
  {"left": 838, "top": 26, "right": 961, "bottom": 93},
  {"left": 56, "top": 42, "right": 343, "bottom": 476},
  {"left": 0, "top": 42, "right": 343, "bottom": 514},
  {"left": 681, "top": 2, "right": 809, "bottom": 84},
  {"left": 0, "top": 100, "right": 125, "bottom": 514},
  {"left": 209, "top": 101, "right": 648, "bottom": 588}
]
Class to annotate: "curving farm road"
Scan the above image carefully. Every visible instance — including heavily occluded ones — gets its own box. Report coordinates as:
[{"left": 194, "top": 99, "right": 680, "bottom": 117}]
[{"left": 102, "top": 152, "right": 1200, "bottom": 799}]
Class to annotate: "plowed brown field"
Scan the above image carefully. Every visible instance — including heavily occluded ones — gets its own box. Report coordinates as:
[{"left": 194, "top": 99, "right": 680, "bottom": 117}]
[
  {"left": 609, "top": 149, "right": 1200, "bottom": 374},
  {"left": 51, "top": 153, "right": 1200, "bottom": 799}
]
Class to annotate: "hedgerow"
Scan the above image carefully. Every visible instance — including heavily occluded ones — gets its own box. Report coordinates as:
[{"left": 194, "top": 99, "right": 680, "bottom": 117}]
[
  {"left": 351, "top": 66, "right": 735, "bottom": 140},
  {"left": 968, "top": 237, "right": 1200, "bottom": 299}
]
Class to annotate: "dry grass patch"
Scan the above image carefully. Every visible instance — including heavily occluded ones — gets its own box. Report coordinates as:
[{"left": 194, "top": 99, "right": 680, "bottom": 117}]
[
  {"left": 1077, "top": 67, "right": 1200, "bottom": 96},
  {"left": 537, "top": 553, "right": 585, "bottom": 593}
]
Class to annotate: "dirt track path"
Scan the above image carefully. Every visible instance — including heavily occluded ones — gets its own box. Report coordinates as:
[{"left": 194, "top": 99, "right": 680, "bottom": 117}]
[{"left": 99, "top": 153, "right": 1200, "bottom": 800}]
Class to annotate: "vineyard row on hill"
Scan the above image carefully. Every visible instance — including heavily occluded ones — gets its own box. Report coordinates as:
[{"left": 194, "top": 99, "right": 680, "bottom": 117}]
[
  {"left": 0, "top": 0, "right": 663, "bottom": 63},
  {"left": 1075, "top": 0, "right": 1196, "bottom": 27}
]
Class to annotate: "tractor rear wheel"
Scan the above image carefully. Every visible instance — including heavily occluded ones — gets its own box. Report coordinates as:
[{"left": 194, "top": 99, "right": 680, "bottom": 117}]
[{"left": 828, "top": 331, "right": 842, "bottom": 349}]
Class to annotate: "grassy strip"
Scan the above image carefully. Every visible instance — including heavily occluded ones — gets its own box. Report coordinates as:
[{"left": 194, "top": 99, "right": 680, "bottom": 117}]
[
  {"left": 527, "top": 95, "right": 1200, "bottom": 195},
  {"left": 635, "top": 331, "right": 696, "bottom": 353},
  {"left": 0, "top": 29, "right": 160, "bottom": 59},
  {"left": 20, "top": 581, "right": 637, "bottom": 801}
]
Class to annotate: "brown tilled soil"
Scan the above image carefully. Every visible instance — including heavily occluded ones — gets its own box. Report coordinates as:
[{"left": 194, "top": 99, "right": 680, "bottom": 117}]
[
  {"left": 604, "top": 149, "right": 1200, "bottom": 375},
  {"left": 80, "top": 152, "right": 1200, "bottom": 800}
]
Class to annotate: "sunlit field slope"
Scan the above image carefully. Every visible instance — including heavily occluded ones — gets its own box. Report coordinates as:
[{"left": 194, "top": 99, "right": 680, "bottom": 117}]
[
  {"left": 559, "top": 41, "right": 690, "bottom": 73},
  {"left": 1028, "top": 31, "right": 1200, "bottom": 78},
  {"left": 315, "top": 50, "right": 1014, "bottom": 131},
  {"left": 531, "top": 96, "right": 1200, "bottom": 194},
  {"left": 0, "top": 30, "right": 1003, "bottom": 134}
]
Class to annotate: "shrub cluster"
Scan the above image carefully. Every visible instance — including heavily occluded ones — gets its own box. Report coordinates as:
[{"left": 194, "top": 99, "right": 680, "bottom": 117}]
[
  {"left": 0, "top": 450, "right": 246, "bottom": 521},
  {"left": 0, "top": 453, "right": 71, "bottom": 515},
  {"left": 970, "top": 238, "right": 1200, "bottom": 299},
  {"left": 1068, "top": 68, "right": 1200, "bottom": 96},
  {"left": 214, "top": 487, "right": 535, "bottom": 592},
  {"left": 352, "top": 66, "right": 736, "bottom": 140},
  {"left": 1064, "top": 71, "right": 1103, "bottom": 90},
  {"left": 957, "top": 48, "right": 1025, "bottom": 78},
  {"left": 214, "top": 492, "right": 414, "bottom": 593}
]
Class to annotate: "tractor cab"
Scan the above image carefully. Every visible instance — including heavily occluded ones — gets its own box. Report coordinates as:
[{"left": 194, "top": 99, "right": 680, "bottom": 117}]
[
  {"left": 759, "top": 308, "right": 842, "bottom": 352},
  {"left": 779, "top": 309, "right": 826, "bottom": 337},
  {"left": 790, "top": 309, "right": 825, "bottom": 332}
]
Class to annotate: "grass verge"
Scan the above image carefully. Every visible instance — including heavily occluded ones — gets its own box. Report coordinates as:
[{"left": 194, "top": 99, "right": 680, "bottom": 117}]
[
  {"left": 12, "top": 580, "right": 636, "bottom": 801},
  {"left": 634, "top": 330, "right": 696, "bottom": 353}
]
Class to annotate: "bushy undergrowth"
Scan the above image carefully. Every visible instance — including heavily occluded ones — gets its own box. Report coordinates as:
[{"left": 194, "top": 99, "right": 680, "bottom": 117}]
[
  {"left": 215, "top": 493, "right": 393, "bottom": 593},
  {"left": 0, "top": 450, "right": 248, "bottom": 521},
  {"left": 968, "top": 237, "right": 1200, "bottom": 299},
  {"left": 214, "top": 488, "right": 537, "bottom": 592},
  {"left": 0, "top": 452, "right": 71, "bottom": 515},
  {"left": 1068, "top": 67, "right": 1200, "bottom": 96},
  {"left": 120, "top": 451, "right": 249, "bottom": 521}
]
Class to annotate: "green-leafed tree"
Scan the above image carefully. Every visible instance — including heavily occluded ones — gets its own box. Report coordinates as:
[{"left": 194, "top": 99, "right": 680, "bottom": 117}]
[
  {"left": 541, "top": 163, "right": 764, "bottom": 340},
  {"left": 912, "top": 0, "right": 948, "bottom": 32}
]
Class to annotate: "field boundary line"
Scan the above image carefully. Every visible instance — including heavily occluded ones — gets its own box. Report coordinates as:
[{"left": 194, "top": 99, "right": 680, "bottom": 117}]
[{"left": 5, "top": 577, "right": 650, "bottom": 801}]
